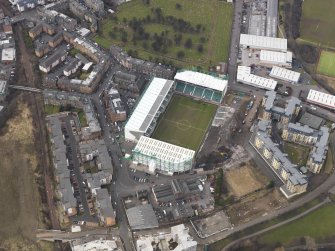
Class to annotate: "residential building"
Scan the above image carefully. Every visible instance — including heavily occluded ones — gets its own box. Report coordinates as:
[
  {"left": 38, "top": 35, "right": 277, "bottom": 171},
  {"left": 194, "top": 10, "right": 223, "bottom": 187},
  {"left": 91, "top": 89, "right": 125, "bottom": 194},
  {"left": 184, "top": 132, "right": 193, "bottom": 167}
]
[
  {"left": 307, "top": 126, "right": 330, "bottom": 173},
  {"left": 251, "top": 120, "right": 308, "bottom": 197},
  {"left": 63, "top": 58, "right": 82, "bottom": 76},
  {"left": 282, "top": 123, "right": 319, "bottom": 145},
  {"left": 17, "top": 0, "right": 45, "bottom": 12},
  {"left": 113, "top": 71, "right": 144, "bottom": 94},
  {"left": 136, "top": 224, "right": 197, "bottom": 251},
  {"left": 96, "top": 188, "right": 115, "bottom": 226},
  {"left": 105, "top": 88, "right": 126, "bottom": 122},
  {"left": 262, "top": 90, "right": 301, "bottom": 124},
  {"left": 39, "top": 50, "right": 67, "bottom": 73},
  {"left": 84, "top": 0, "right": 104, "bottom": 12}
]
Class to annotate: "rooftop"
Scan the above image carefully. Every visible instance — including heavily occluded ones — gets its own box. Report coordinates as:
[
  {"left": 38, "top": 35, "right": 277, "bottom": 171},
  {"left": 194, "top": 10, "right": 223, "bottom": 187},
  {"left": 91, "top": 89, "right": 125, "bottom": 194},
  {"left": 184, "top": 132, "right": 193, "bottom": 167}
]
[
  {"left": 126, "top": 204, "right": 159, "bottom": 230},
  {"left": 240, "top": 34, "right": 287, "bottom": 51},
  {"left": 307, "top": 89, "right": 335, "bottom": 109},
  {"left": 270, "top": 66, "right": 300, "bottom": 83}
]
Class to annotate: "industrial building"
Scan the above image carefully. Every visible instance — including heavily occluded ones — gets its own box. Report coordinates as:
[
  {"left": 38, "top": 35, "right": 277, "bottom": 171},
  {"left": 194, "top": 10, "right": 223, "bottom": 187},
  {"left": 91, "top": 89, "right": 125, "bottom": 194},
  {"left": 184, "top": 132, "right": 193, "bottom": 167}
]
[
  {"left": 126, "top": 204, "right": 159, "bottom": 230},
  {"left": 239, "top": 34, "right": 287, "bottom": 51},
  {"left": 124, "top": 77, "right": 174, "bottom": 142},
  {"left": 269, "top": 66, "right": 301, "bottom": 83},
  {"left": 259, "top": 50, "right": 292, "bottom": 68},
  {"left": 174, "top": 70, "right": 228, "bottom": 104},
  {"left": 306, "top": 89, "right": 335, "bottom": 110},
  {"left": 132, "top": 136, "right": 195, "bottom": 175},
  {"left": 71, "top": 237, "right": 121, "bottom": 251},
  {"left": 237, "top": 66, "right": 277, "bottom": 90}
]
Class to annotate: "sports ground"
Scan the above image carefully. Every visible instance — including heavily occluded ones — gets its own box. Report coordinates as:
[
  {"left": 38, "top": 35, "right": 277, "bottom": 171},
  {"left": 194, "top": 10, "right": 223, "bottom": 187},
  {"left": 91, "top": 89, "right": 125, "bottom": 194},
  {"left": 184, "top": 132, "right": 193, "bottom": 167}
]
[
  {"left": 152, "top": 94, "right": 217, "bottom": 151},
  {"left": 317, "top": 51, "right": 335, "bottom": 77},
  {"left": 300, "top": 0, "right": 335, "bottom": 48}
]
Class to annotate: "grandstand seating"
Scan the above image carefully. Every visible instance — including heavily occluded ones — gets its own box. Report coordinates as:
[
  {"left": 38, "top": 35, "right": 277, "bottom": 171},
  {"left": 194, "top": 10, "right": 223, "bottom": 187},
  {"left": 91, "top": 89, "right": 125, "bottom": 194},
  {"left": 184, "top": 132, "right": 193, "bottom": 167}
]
[{"left": 174, "top": 81, "right": 222, "bottom": 104}]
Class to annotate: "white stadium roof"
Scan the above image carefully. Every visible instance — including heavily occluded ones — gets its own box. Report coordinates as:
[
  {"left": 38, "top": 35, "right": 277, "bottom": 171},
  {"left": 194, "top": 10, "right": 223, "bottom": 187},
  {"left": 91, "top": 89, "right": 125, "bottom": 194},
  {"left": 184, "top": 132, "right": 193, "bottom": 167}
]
[
  {"left": 237, "top": 66, "right": 277, "bottom": 90},
  {"left": 270, "top": 66, "right": 300, "bottom": 83},
  {"left": 134, "top": 136, "right": 195, "bottom": 164},
  {"left": 260, "top": 50, "right": 292, "bottom": 65},
  {"left": 307, "top": 89, "right": 335, "bottom": 109},
  {"left": 174, "top": 70, "right": 227, "bottom": 92},
  {"left": 125, "top": 77, "right": 174, "bottom": 137},
  {"left": 240, "top": 34, "right": 287, "bottom": 51}
]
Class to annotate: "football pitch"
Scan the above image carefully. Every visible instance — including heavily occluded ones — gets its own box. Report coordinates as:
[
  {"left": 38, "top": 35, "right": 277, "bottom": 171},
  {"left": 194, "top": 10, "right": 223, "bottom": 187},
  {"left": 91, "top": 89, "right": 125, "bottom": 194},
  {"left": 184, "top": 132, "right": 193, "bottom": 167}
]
[
  {"left": 152, "top": 95, "right": 217, "bottom": 151},
  {"left": 317, "top": 51, "right": 335, "bottom": 77}
]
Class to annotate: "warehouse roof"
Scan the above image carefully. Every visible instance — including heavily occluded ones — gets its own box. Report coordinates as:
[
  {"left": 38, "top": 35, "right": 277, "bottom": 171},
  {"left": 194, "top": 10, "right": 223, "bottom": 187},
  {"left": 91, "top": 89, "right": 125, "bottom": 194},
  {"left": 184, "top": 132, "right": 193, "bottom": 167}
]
[
  {"left": 126, "top": 204, "right": 158, "bottom": 230},
  {"left": 237, "top": 66, "right": 277, "bottom": 90},
  {"left": 240, "top": 34, "right": 287, "bottom": 51},
  {"left": 260, "top": 50, "right": 292, "bottom": 65},
  {"left": 134, "top": 136, "right": 195, "bottom": 164},
  {"left": 1, "top": 47, "right": 15, "bottom": 62},
  {"left": 307, "top": 89, "right": 335, "bottom": 109},
  {"left": 270, "top": 66, "right": 300, "bottom": 83},
  {"left": 174, "top": 70, "right": 227, "bottom": 92},
  {"left": 125, "top": 77, "right": 174, "bottom": 134}
]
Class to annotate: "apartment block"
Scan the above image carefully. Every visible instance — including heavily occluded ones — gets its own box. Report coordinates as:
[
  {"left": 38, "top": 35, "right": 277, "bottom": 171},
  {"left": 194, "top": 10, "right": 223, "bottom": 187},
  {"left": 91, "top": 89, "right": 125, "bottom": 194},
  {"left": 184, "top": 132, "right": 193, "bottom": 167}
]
[{"left": 282, "top": 123, "right": 319, "bottom": 145}]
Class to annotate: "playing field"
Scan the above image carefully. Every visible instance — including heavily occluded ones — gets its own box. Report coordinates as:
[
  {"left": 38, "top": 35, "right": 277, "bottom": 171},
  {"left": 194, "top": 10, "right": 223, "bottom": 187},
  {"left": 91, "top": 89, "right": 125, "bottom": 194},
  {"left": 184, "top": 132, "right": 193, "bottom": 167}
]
[
  {"left": 317, "top": 51, "right": 335, "bottom": 77},
  {"left": 94, "top": 0, "right": 233, "bottom": 68},
  {"left": 152, "top": 95, "right": 216, "bottom": 151},
  {"left": 300, "top": 0, "right": 335, "bottom": 48}
]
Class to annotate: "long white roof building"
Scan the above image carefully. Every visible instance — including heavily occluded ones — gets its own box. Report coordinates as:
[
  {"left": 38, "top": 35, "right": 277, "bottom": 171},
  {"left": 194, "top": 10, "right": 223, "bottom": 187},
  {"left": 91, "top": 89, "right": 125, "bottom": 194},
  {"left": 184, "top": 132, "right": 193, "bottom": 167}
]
[
  {"left": 240, "top": 34, "right": 287, "bottom": 51},
  {"left": 260, "top": 50, "right": 292, "bottom": 68},
  {"left": 307, "top": 89, "right": 335, "bottom": 110},
  {"left": 237, "top": 66, "right": 277, "bottom": 90},
  {"left": 125, "top": 77, "right": 174, "bottom": 141},
  {"left": 270, "top": 66, "right": 301, "bottom": 83},
  {"left": 174, "top": 70, "right": 228, "bottom": 93}
]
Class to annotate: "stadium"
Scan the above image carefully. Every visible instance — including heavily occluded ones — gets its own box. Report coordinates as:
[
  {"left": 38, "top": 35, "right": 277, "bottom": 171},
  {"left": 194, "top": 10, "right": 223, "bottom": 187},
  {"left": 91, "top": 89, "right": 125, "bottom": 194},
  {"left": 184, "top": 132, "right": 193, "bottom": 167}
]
[{"left": 125, "top": 70, "right": 228, "bottom": 175}]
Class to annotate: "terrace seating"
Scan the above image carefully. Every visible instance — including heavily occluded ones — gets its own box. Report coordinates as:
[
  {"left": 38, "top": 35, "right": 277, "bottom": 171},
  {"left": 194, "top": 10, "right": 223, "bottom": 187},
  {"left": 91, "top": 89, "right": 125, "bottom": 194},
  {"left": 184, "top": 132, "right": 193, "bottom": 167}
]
[
  {"left": 184, "top": 84, "right": 195, "bottom": 95},
  {"left": 175, "top": 81, "right": 186, "bottom": 92},
  {"left": 193, "top": 86, "right": 205, "bottom": 98}
]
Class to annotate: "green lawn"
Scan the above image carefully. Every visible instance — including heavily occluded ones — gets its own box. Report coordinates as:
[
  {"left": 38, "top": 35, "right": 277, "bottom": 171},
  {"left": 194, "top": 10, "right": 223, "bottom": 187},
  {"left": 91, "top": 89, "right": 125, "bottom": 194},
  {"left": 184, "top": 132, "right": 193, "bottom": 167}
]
[
  {"left": 283, "top": 142, "right": 310, "bottom": 166},
  {"left": 323, "top": 148, "right": 333, "bottom": 174},
  {"left": 317, "top": 51, "right": 335, "bottom": 77},
  {"left": 152, "top": 94, "right": 216, "bottom": 150},
  {"left": 300, "top": 0, "right": 335, "bottom": 49},
  {"left": 94, "top": 0, "right": 233, "bottom": 68},
  {"left": 260, "top": 204, "right": 335, "bottom": 245},
  {"left": 44, "top": 104, "right": 88, "bottom": 127}
]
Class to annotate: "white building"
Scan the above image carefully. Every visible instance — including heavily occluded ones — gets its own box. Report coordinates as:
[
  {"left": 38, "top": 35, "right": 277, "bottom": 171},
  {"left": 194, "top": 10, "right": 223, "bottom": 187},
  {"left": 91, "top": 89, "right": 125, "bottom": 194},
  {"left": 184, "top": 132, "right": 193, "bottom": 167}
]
[
  {"left": 124, "top": 77, "right": 174, "bottom": 142},
  {"left": 260, "top": 50, "right": 292, "bottom": 68},
  {"left": 269, "top": 66, "right": 301, "bottom": 83},
  {"left": 132, "top": 136, "right": 195, "bottom": 174},
  {"left": 237, "top": 66, "right": 277, "bottom": 90},
  {"left": 137, "top": 224, "right": 197, "bottom": 251},
  {"left": 1, "top": 48, "right": 16, "bottom": 63},
  {"left": 239, "top": 34, "right": 287, "bottom": 51},
  {"left": 71, "top": 239, "right": 120, "bottom": 251},
  {"left": 307, "top": 89, "right": 335, "bottom": 110}
]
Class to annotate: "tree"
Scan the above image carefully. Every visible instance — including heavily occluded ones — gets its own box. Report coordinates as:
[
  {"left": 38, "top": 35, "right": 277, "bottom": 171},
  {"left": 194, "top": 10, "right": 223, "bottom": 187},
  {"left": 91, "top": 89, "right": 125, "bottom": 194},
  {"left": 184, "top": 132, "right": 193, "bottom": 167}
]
[
  {"left": 175, "top": 3, "right": 182, "bottom": 9},
  {"left": 177, "top": 50, "right": 185, "bottom": 59},
  {"left": 184, "top": 38, "right": 193, "bottom": 49},
  {"left": 142, "top": 41, "right": 148, "bottom": 49},
  {"left": 197, "top": 44, "right": 204, "bottom": 53},
  {"left": 123, "top": 17, "right": 127, "bottom": 24},
  {"left": 200, "top": 36, "right": 206, "bottom": 43},
  {"left": 108, "top": 31, "right": 117, "bottom": 39}
]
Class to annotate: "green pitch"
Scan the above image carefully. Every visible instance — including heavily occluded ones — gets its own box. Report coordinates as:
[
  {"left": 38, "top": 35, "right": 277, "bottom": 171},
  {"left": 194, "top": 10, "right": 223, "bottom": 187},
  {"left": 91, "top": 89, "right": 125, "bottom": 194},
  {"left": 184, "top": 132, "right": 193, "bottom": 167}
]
[
  {"left": 317, "top": 51, "right": 335, "bottom": 77},
  {"left": 152, "top": 94, "right": 217, "bottom": 151}
]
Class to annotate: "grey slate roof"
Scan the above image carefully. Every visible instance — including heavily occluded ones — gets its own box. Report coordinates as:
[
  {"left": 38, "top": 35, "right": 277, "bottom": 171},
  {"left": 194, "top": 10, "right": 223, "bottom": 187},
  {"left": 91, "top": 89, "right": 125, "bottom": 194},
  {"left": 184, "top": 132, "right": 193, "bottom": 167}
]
[{"left": 126, "top": 204, "right": 159, "bottom": 230}]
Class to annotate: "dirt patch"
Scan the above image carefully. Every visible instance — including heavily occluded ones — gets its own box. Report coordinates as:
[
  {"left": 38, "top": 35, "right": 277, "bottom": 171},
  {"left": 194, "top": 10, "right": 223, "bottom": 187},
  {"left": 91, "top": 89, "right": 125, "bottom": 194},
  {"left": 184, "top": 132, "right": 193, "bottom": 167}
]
[
  {"left": 226, "top": 189, "right": 288, "bottom": 225},
  {"left": 225, "top": 163, "right": 268, "bottom": 198},
  {"left": 0, "top": 98, "right": 47, "bottom": 250}
]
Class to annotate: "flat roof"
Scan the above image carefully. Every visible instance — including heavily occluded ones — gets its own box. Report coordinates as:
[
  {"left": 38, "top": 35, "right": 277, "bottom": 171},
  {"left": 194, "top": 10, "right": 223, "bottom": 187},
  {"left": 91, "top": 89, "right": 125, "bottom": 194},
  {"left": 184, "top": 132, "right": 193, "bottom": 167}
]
[
  {"left": 260, "top": 50, "right": 292, "bottom": 64},
  {"left": 298, "top": 111, "right": 324, "bottom": 129},
  {"left": 270, "top": 66, "right": 300, "bottom": 83},
  {"left": 134, "top": 136, "right": 195, "bottom": 164},
  {"left": 307, "top": 89, "right": 335, "bottom": 109},
  {"left": 240, "top": 34, "right": 287, "bottom": 51},
  {"left": 1, "top": 47, "right": 15, "bottom": 61},
  {"left": 174, "top": 70, "right": 227, "bottom": 92},
  {"left": 125, "top": 77, "right": 174, "bottom": 135},
  {"left": 237, "top": 66, "right": 277, "bottom": 90}
]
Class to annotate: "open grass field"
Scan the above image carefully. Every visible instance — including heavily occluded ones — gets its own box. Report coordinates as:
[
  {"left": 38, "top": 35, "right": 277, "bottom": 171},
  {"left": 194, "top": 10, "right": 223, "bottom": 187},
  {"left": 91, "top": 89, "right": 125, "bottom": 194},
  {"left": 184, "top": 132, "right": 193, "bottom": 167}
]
[
  {"left": 260, "top": 204, "right": 335, "bottom": 245},
  {"left": 300, "top": 0, "right": 335, "bottom": 48},
  {"left": 317, "top": 51, "right": 335, "bottom": 77},
  {"left": 152, "top": 94, "right": 216, "bottom": 150},
  {"left": 94, "top": 0, "right": 233, "bottom": 68},
  {"left": 225, "top": 164, "right": 268, "bottom": 197},
  {"left": 283, "top": 142, "right": 310, "bottom": 166}
]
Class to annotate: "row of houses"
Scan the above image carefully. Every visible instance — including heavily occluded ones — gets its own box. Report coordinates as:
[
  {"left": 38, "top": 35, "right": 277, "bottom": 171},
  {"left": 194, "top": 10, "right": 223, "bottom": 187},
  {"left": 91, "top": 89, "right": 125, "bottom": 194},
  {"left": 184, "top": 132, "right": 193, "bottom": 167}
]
[
  {"left": 103, "top": 88, "right": 126, "bottom": 122},
  {"left": 110, "top": 45, "right": 175, "bottom": 79},
  {"left": 69, "top": 0, "right": 98, "bottom": 32},
  {"left": 43, "top": 89, "right": 101, "bottom": 140}
]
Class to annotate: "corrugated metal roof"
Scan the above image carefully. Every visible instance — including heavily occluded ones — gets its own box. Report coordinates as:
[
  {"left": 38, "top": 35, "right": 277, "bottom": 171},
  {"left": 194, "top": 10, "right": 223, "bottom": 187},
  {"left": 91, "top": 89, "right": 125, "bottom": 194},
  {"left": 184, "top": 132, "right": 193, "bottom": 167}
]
[
  {"left": 307, "top": 89, "right": 335, "bottom": 109},
  {"left": 240, "top": 34, "right": 287, "bottom": 51},
  {"left": 270, "top": 66, "right": 300, "bottom": 83},
  {"left": 237, "top": 66, "right": 277, "bottom": 90}
]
